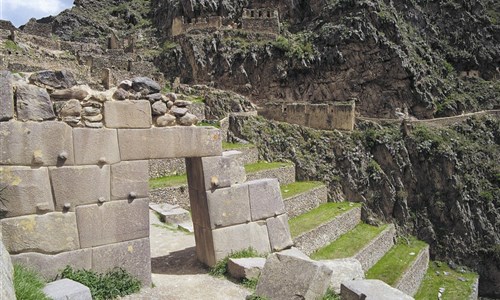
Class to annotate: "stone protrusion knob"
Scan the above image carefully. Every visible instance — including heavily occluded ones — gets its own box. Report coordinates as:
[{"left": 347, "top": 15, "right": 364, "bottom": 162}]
[
  {"left": 129, "top": 192, "right": 137, "bottom": 199},
  {"left": 59, "top": 151, "right": 69, "bottom": 160},
  {"left": 98, "top": 157, "right": 107, "bottom": 164}
]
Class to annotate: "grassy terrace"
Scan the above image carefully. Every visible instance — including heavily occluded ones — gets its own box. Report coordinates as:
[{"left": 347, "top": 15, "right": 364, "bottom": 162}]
[
  {"left": 149, "top": 174, "right": 187, "bottom": 189},
  {"left": 244, "top": 161, "right": 294, "bottom": 173},
  {"left": 311, "top": 223, "right": 388, "bottom": 260},
  {"left": 280, "top": 181, "right": 324, "bottom": 199},
  {"left": 288, "top": 202, "right": 361, "bottom": 238},
  {"left": 415, "top": 261, "right": 478, "bottom": 300},
  {"left": 366, "top": 237, "right": 428, "bottom": 286},
  {"left": 222, "top": 142, "right": 254, "bottom": 150}
]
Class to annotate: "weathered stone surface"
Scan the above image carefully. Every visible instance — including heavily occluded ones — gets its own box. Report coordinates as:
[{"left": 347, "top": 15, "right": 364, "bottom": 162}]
[
  {"left": 155, "top": 114, "right": 176, "bottom": 127},
  {"left": 165, "top": 92, "right": 177, "bottom": 102},
  {"left": 248, "top": 179, "right": 285, "bottom": 221},
  {"left": 228, "top": 257, "right": 266, "bottom": 280},
  {"left": 50, "top": 87, "right": 89, "bottom": 101},
  {"left": 131, "top": 77, "right": 161, "bottom": 94},
  {"left": 149, "top": 203, "right": 191, "bottom": 224},
  {"left": 76, "top": 199, "right": 149, "bottom": 248},
  {"left": 118, "top": 126, "right": 222, "bottom": 160},
  {"left": 207, "top": 184, "right": 251, "bottom": 229},
  {"left": 0, "top": 71, "right": 14, "bottom": 121},
  {"left": 341, "top": 279, "right": 414, "bottom": 300},
  {"left": 212, "top": 222, "right": 271, "bottom": 261},
  {"left": 73, "top": 128, "right": 120, "bottom": 165},
  {"left": 0, "top": 240, "right": 15, "bottom": 300},
  {"left": 104, "top": 100, "right": 152, "bottom": 128},
  {"left": 202, "top": 153, "right": 246, "bottom": 190},
  {"left": 84, "top": 121, "right": 103, "bottom": 128},
  {"left": 1, "top": 212, "right": 79, "bottom": 254},
  {"left": 152, "top": 101, "right": 167, "bottom": 116},
  {"left": 111, "top": 161, "right": 149, "bottom": 200},
  {"left": 49, "top": 165, "right": 110, "bottom": 211},
  {"left": 118, "top": 80, "right": 132, "bottom": 91},
  {"left": 354, "top": 224, "right": 396, "bottom": 272},
  {"left": 11, "top": 249, "right": 92, "bottom": 280},
  {"left": 29, "top": 70, "right": 77, "bottom": 90},
  {"left": 112, "top": 88, "right": 129, "bottom": 100},
  {"left": 178, "top": 113, "right": 199, "bottom": 126},
  {"left": 0, "top": 121, "right": 74, "bottom": 166},
  {"left": 43, "top": 279, "right": 92, "bottom": 300},
  {"left": 319, "top": 258, "right": 364, "bottom": 293},
  {"left": 171, "top": 106, "right": 188, "bottom": 117},
  {"left": 174, "top": 99, "right": 192, "bottom": 107},
  {"left": 83, "top": 114, "right": 103, "bottom": 122},
  {"left": 266, "top": 214, "right": 293, "bottom": 251},
  {"left": 15, "top": 83, "right": 56, "bottom": 121},
  {"left": 58, "top": 99, "right": 82, "bottom": 117},
  {"left": 255, "top": 251, "right": 332, "bottom": 300},
  {"left": 0, "top": 166, "right": 54, "bottom": 217},
  {"left": 92, "top": 238, "right": 152, "bottom": 286},
  {"left": 146, "top": 93, "right": 162, "bottom": 102},
  {"left": 83, "top": 106, "right": 100, "bottom": 116}
]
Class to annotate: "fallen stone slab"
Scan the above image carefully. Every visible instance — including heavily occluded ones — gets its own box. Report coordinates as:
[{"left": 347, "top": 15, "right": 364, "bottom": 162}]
[
  {"left": 255, "top": 250, "right": 332, "bottom": 300},
  {"left": 228, "top": 257, "right": 266, "bottom": 280},
  {"left": 341, "top": 279, "right": 414, "bottom": 300},
  {"left": 43, "top": 279, "right": 92, "bottom": 300},
  {"left": 149, "top": 203, "right": 191, "bottom": 225},
  {"left": 319, "top": 258, "right": 364, "bottom": 293}
]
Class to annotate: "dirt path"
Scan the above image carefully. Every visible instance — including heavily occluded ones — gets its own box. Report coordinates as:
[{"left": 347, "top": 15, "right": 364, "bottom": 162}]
[{"left": 120, "top": 211, "right": 251, "bottom": 300}]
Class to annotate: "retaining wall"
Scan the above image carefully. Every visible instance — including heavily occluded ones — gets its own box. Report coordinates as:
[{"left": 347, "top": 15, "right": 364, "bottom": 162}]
[
  {"left": 284, "top": 185, "right": 327, "bottom": 218},
  {"left": 353, "top": 224, "right": 396, "bottom": 271},
  {"left": 395, "top": 245, "right": 430, "bottom": 296},
  {"left": 246, "top": 164, "right": 296, "bottom": 185}
]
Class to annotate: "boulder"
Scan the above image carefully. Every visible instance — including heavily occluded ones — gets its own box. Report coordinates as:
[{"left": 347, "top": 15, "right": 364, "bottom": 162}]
[
  {"left": 146, "top": 93, "right": 163, "bottom": 102},
  {"left": 255, "top": 250, "right": 332, "bottom": 300},
  {"left": 29, "top": 70, "right": 77, "bottom": 90},
  {"left": 177, "top": 113, "right": 199, "bottom": 126},
  {"left": 156, "top": 114, "right": 177, "bottom": 127},
  {"left": 319, "top": 258, "right": 365, "bottom": 293},
  {"left": 131, "top": 77, "right": 161, "bottom": 94},
  {"left": 228, "top": 257, "right": 266, "bottom": 280},
  {"left": 15, "top": 83, "right": 55, "bottom": 121},
  {"left": 165, "top": 92, "right": 177, "bottom": 102},
  {"left": 50, "top": 87, "right": 88, "bottom": 101},
  {"left": 58, "top": 99, "right": 82, "bottom": 117},
  {"left": 174, "top": 99, "right": 192, "bottom": 107},
  {"left": 170, "top": 106, "right": 188, "bottom": 117},
  {"left": 118, "top": 80, "right": 133, "bottom": 91},
  {"left": 0, "top": 71, "right": 14, "bottom": 121},
  {"left": 113, "top": 88, "right": 129, "bottom": 100},
  {"left": 152, "top": 101, "right": 167, "bottom": 116}
]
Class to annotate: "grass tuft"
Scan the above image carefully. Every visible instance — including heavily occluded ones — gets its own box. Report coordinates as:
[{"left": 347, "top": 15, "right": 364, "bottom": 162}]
[
  {"left": 322, "top": 287, "right": 341, "bottom": 300},
  {"left": 60, "top": 266, "right": 141, "bottom": 300},
  {"left": 366, "top": 236, "right": 428, "bottom": 285},
  {"left": 288, "top": 202, "right": 361, "bottom": 237},
  {"left": 311, "top": 223, "right": 388, "bottom": 260},
  {"left": 281, "top": 181, "right": 324, "bottom": 199},
  {"left": 244, "top": 161, "right": 294, "bottom": 174},
  {"left": 149, "top": 174, "right": 187, "bottom": 189},
  {"left": 14, "top": 264, "right": 50, "bottom": 300}
]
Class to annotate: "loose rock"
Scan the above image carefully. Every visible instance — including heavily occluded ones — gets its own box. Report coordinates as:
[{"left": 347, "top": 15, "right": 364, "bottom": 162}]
[
  {"left": 131, "top": 77, "right": 161, "bottom": 94},
  {"left": 152, "top": 101, "right": 167, "bottom": 116},
  {"left": 156, "top": 114, "right": 177, "bottom": 127},
  {"left": 113, "top": 88, "right": 129, "bottom": 100},
  {"left": 29, "top": 70, "right": 77, "bottom": 90},
  {"left": 177, "top": 113, "right": 199, "bottom": 126}
]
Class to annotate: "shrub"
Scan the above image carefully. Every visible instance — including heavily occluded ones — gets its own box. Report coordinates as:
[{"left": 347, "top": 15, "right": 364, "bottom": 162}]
[
  {"left": 14, "top": 264, "right": 50, "bottom": 300},
  {"left": 60, "top": 266, "right": 141, "bottom": 300}
]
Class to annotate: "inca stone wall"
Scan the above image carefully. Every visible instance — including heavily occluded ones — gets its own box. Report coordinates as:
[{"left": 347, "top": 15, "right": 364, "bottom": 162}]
[
  {"left": 0, "top": 238, "right": 15, "bottom": 300},
  {"left": 172, "top": 16, "right": 223, "bottom": 37},
  {"left": 259, "top": 101, "right": 356, "bottom": 131},
  {"left": 241, "top": 9, "right": 280, "bottom": 35}
]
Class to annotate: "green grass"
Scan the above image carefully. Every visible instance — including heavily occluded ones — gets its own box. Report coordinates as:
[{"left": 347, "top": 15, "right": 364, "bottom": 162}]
[
  {"left": 149, "top": 174, "right": 187, "bottom": 189},
  {"left": 311, "top": 223, "right": 388, "bottom": 260},
  {"left": 14, "top": 264, "right": 50, "bottom": 300},
  {"left": 415, "top": 261, "right": 478, "bottom": 300},
  {"left": 4, "top": 40, "right": 21, "bottom": 52},
  {"left": 288, "top": 202, "right": 362, "bottom": 237},
  {"left": 322, "top": 287, "right": 341, "bottom": 300},
  {"left": 281, "top": 181, "right": 324, "bottom": 199},
  {"left": 222, "top": 142, "right": 254, "bottom": 150},
  {"left": 60, "top": 266, "right": 141, "bottom": 300},
  {"left": 209, "top": 248, "right": 262, "bottom": 277},
  {"left": 244, "top": 161, "right": 294, "bottom": 174},
  {"left": 366, "top": 237, "right": 428, "bottom": 286}
]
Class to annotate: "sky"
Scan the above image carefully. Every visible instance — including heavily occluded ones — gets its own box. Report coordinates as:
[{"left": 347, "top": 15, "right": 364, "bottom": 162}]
[{"left": 1, "top": 0, "right": 74, "bottom": 27}]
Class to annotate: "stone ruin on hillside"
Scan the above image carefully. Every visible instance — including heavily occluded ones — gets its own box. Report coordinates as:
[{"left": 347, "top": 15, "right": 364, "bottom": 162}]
[{"left": 0, "top": 70, "right": 294, "bottom": 287}]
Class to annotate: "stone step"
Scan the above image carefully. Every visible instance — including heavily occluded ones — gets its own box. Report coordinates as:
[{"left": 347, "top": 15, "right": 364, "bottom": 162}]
[
  {"left": 289, "top": 202, "right": 362, "bottom": 256},
  {"left": 415, "top": 261, "right": 479, "bottom": 300},
  {"left": 311, "top": 223, "right": 396, "bottom": 272},
  {"left": 281, "top": 181, "right": 328, "bottom": 218},
  {"left": 245, "top": 161, "right": 296, "bottom": 185},
  {"left": 366, "top": 237, "right": 430, "bottom": 297}
]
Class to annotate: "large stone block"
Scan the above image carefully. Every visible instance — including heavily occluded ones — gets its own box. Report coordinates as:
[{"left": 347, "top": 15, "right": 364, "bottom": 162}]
[
  {"left": 50, "top": 165, "right": 110, "bottom": 211},
  {"left": 171, "top": 126, "right": 222, "bottom": 158},
  {"left": 15, "top": 83, "right": 56, "bottom": 121},
  {"left": 92, "top": 238, "right": 152, "bottom": 286},
  {"left": 0, "top": 240, "right": 15, "bottom": 300},
  {"left": 104, "top": 100, "right": 152, "bottom": 128},
  {"left": 266, "top": 214, "right": 293, "bottom": 251},
  {"left": 0, "top": 166, "right": 54, "bottom": 217},
  {"left": 43, "top": 279, "right": 92, "bottom": 300},
  {"left": 341, "top": 279, "right": 414, "bottom": 300},
  {"left": 11, "top": 249, "right": 92, "bottom": 280},
  {"left": 76, "top": 199, "right": 149, "bottom": 248},
  {"left": 201, "top": 152, "right": 246, "bottom": 190},
  {"left": 255, "top": 251, "right": 333, "bottom": 300},
  {"left": 212, "top": 222, "right": 271, "bottom": 261},
  {"left": 0, "top": 71, "right": 14, "bottom": 121},
  {"left": 117, "top": 129, "right": 153, "bottom": 160},
  {"left": 0, "top": 121, "right": 74, "bottom": 166},
  {"left": 73, "top": 128, "right": 120, "bottom": 165},
  {"left": 111, "top": 161, "right": 149, "bottom": 200},
  {"left": 1, "top": 212, "right": 80, "bottom": 254},
  {"left": 319, "top": 258, "right": 364, "bottom": 293},
  {"left": 228, "top": 257, "right": 266, "bottom": 280},
  {"left": 248, "top": 179, "right": 285, "bottom": 221},
  {"left": 207, "top": 184, "right": 251, "bottom": 229}
]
